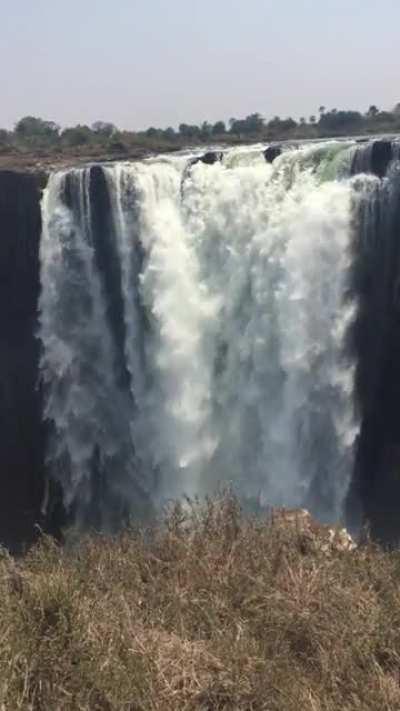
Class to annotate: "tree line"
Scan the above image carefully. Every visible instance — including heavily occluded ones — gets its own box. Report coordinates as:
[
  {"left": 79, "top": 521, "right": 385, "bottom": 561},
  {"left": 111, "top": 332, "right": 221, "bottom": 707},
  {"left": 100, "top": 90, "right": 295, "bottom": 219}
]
[{"left": 1, "top": 104, "right": 400, "bottom": 155}]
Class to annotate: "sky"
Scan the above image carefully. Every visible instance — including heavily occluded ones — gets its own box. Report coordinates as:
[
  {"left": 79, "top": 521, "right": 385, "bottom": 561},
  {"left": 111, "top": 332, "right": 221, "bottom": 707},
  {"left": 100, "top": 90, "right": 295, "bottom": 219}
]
[{"left": 1, "top": 0, "right": 399, "bottom": 131}]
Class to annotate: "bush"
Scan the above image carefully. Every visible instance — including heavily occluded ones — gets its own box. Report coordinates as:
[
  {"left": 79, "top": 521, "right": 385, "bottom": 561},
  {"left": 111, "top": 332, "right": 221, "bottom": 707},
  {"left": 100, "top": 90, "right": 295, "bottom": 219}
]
[{"left": 0, "top": 495, "right": 400, "bottom": 709}]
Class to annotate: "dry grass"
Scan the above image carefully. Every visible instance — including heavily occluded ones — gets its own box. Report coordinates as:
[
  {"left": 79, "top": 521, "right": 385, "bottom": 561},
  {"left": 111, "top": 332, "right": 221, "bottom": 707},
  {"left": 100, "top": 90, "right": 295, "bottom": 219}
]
[{"left": 1, "top": 494, "right": 400, "bottom": 710}]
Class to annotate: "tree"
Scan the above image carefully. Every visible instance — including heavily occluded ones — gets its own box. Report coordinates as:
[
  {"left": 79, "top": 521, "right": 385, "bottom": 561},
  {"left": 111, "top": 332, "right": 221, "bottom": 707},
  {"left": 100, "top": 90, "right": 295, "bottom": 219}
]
[
  {"left": 212, "top": 120, "right": 226, "bottom": 135},
  {"left": 244, "top": 113, "right": 265, "bottom": 133},
  {"left": 145, "top": 127, "right": 160, "bottom": 138},
  {"left": 200, "top": 121, "right": 213, "bottom": 139},
  {"left": 267, "top": 116, "right": 282, "bottom": 134},
  {"left": 14, "top": 116, "right": 60, "bottom": 145},
  {"left": 319, "top": 109, "right": 363, "bottom": 133},
  {"left": 229, "top": 118, "right": 243, "bottom": 135},
  {"left": 0, "top": 129, "right": 10, "bottom": 145},
  {"left": 179, "top": 123, "right": 201, "bottom": 139},
  {"left": 267, "top": 116, "right": 297, "bottom": 136},
  {"left": 366, "top": 105, "right": 379, "bottom": 119},
  {"left": 378, "top": 111, "right": 397, "bottom": 123},
  {"left": 61, "top": 125, "right": 92, "bottom": 147},
  {"left": 230, "top": 113, "right": 265, "bottom": 136},
  {"left": 91, "top": 121, "right": 116, "bottom": 138},
  {"left": 319, "top": 106, "right": 326, "bottom": 116},
  {"left": 163, "top": 127, "right": 176, "bottom": 140},
  {"left": 309, "top": 115, "right": 316, "bottom": 124},
  {"left": 281, "top": 117, "right": 297, "bottom": 130}
]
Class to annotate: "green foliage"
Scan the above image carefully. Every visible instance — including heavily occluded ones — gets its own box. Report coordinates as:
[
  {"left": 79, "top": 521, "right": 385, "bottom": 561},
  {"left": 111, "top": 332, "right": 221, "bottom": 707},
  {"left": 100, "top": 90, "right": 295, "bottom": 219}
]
[
  {"left": 366, "top": 105, "right": 379, "bottom": 118},
  {"left": 145, "top": 126, "right": 160, "bottom": 138},
  {"left": 15, "top": 116, "right": 59, "bottom": 146},
  {"left": 178, "top": 123, "right": 201, "bottom": 139},
  {"left": 163, "top": 126, "right": 176, "bottom": 140},
  {"left": 0, "top": 129, "right": 10, "bottom": 145},
  {"left": 61, "top": 125, "right": 92, "bottom": 147},
  {"left": 200, "top": 120, "right": 213, "bottom": 139},
  {"left": 91, "top": 121, "right": 116, "bottom": 138},
  {"left": 212, "top": 120, "right": 226, "bottom": 134},
  {"left": 2, "top": 103, "right": 400, "bottom": 163},
  {"left": 318, "top": 109, "right": 363, "bottom": 133},
  {"left": 230, "top": 112, "right": 265, "bottom": 135},
  {"left": 268, "top": 116, "right": 297, "bottom": 134}
]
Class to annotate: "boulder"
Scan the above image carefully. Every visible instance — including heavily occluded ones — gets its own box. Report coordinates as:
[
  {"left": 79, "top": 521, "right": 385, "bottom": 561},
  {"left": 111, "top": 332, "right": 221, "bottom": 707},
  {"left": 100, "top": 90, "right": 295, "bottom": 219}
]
[
  {"left": 264, "top": 145, "right": 282, "bottom": 163},
  {"left": 190, "top": 151, "right": 223, "bottom": 167}
]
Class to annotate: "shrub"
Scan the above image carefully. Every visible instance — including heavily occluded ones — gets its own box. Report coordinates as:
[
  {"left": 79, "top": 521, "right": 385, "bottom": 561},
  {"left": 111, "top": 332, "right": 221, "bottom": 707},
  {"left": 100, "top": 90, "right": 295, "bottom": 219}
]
[{"left": 1, "top": 495, "right": 400, "bottom": 709}]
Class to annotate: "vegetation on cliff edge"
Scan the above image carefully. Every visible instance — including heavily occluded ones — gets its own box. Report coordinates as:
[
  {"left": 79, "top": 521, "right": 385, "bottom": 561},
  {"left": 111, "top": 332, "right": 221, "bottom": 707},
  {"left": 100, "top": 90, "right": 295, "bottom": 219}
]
[{"left": 1, "top": 103, "right": 400, "bottom": 169}]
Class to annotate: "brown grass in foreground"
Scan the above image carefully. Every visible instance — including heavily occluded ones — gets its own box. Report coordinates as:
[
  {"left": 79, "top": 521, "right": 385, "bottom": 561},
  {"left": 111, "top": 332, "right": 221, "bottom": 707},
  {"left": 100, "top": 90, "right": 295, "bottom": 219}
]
[{"left": 1, "top": 495, "right": 400, "bottom": 710}]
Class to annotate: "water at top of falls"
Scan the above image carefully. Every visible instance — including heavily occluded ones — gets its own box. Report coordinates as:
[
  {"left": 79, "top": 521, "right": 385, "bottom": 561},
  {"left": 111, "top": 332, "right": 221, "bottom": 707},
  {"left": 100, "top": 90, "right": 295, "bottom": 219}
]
[{"left": 39, "top": 140, "right": 366, "bottom": 527}]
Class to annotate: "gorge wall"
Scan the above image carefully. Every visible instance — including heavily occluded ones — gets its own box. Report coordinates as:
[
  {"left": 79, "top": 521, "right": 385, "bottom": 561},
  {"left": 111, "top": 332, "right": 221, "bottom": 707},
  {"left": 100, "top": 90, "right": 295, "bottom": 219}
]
[
  {"left": 1, "top": 139, "right": 400, "bottom": 550},
  {"left": 347, "top": 140, "right": 400, "bottom": 541},
  {"left": 0, "top": 171, "right": 45, "bottom": 551}
]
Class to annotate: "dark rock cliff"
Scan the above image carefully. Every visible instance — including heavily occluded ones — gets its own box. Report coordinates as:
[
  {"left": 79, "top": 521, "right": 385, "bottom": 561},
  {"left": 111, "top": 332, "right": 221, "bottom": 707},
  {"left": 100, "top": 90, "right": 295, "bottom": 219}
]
[
  {"left": 346, "top": 142, "right": 400, "bottom": 543},
  {"left": 264, "top": 145, "right": 282, "bottom": 163},
  {"left": 0, "top": 171, "right": 46, "bottom": 552}
]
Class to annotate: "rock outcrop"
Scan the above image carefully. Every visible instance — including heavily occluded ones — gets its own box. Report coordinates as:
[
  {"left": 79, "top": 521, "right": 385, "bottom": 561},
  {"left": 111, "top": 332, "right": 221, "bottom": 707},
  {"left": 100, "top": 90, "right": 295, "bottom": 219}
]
[
  {"left": 369, "top": 140, "right": 393, "bottom": 178},
  {"left": 189, "top": 151, "right": 223, "bottom": 167},
  {"left": 347, "top": 139, "right": 400, "bottom": 543},
  {"left": 264, "top": 145, "right": 282, "bottom": 163}
]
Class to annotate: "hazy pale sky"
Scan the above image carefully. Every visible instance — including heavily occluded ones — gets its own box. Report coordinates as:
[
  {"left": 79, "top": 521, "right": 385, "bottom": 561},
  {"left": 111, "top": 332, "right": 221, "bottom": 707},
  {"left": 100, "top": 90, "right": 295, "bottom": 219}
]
[{"left": 2, "top": 0, "right": 399, "bottom": 130}]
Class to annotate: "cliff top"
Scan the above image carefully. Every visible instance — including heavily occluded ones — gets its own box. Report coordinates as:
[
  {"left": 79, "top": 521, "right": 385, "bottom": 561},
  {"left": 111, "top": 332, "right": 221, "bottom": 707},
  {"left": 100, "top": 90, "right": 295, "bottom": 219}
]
[{"left": 0, "top": 146, "right": 158, "bottom": 175}]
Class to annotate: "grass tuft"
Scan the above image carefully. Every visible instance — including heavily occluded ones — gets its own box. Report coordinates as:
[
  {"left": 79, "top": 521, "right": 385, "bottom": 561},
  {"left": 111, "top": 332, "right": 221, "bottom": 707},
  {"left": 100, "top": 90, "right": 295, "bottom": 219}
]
[{"left": 1, "top": 494, "right": 400, "bottom": 709}]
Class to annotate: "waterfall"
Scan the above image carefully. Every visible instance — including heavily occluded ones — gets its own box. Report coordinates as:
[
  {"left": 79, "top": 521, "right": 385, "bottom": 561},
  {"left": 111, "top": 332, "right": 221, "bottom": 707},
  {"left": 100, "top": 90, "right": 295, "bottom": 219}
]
[
  {"left": 181, "top": 144, "right": 357, "bottom": 519},
  {"left": 39, "top": 141, "right": 369, "bottom": 527},
  {"left": 39, "top": 169, "right": 150, "bottom": 527}
]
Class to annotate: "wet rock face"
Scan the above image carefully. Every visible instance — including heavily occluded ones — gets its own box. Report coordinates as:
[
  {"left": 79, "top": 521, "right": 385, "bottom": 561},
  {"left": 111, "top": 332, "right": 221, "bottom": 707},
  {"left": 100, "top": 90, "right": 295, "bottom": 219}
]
[
  {"left": 0, "top": 171, "right": 45, "bottom": 552},
  {"left": 352, "top": 140, "right": 393, "bottom": 179},
  {"left": 346, "top": 149, "right": 400, "bottom": 544},
  {"left": 264, "top": 145, "right": 282, "bottom": 163},
  {"left": 370, "top": 140, "right": 393, "bottom": 179}
]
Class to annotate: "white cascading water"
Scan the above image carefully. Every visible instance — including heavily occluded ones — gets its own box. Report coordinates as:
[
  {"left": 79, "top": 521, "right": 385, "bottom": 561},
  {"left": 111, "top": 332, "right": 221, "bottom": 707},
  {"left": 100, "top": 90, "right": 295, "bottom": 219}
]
[
  {"left": 103, "top": 159, "right": 219, "bottom": 501},
  {"left": 40, "top": 169, "right": 142, "bottom": 522},
  {"left": 39, "top": 142, "right": 360, "bottom": 524}
]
